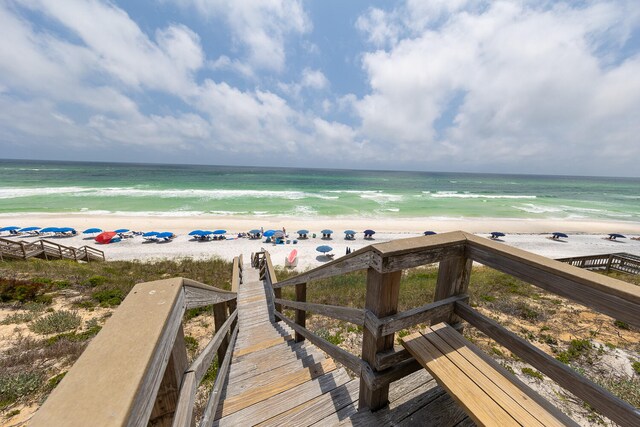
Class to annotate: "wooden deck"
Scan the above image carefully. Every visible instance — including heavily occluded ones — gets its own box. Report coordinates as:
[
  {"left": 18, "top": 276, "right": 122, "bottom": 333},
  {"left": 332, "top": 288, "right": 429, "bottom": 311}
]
[
  {"left": 0, "top": 237, "right": 104, "bottom": 262},
  {"left": 213, "top": 264, "right": 472, "bottom": 426}
]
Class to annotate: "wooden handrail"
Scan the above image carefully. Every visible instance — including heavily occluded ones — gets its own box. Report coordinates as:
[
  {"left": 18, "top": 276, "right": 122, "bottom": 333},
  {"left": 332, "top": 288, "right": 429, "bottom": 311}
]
[
  {"left": 259, "top": 230, "right": 640, "bottom": 418},
  {"left": 31, "top": 277, "right": 237, "bottom": 427}
]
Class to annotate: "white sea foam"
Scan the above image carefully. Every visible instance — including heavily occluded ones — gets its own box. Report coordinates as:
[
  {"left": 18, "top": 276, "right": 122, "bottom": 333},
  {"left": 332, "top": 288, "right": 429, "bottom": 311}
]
[
  {"left": 359, "top": 193, "right": 404, "bottom": 203},
  {"left": 512, "top": 204, "right": 563, "bottom": 214},
  {"left": 0, "top": 186, "right": 89, "bottom": 199},
  {"left": 430, "top": 191, "right": 536, "bottom": 199}
]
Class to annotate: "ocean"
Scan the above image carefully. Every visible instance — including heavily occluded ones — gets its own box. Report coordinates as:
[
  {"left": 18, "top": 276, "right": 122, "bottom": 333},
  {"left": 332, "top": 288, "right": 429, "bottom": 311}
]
[{"left": 0, "top": 159, "right": 638, "bottom": 222}]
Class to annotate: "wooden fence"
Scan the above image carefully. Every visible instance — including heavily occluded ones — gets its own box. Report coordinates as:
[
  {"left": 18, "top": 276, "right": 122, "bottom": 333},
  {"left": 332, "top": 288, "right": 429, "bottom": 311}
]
[
  {"left": 558, "top": 252, "right": 640, "bottom": 275},
  {"left": 31, "top": 256, "right": 243, "bottom": 427},
  {"left": 0, "top": 237, "right": 104, "bottom": 262},
  {"left": 256, "top": 231, "right": 640, "bottom": 426}
]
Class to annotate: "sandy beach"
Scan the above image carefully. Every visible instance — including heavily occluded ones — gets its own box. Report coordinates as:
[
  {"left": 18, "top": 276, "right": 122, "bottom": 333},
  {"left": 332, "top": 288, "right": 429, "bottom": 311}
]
[{"left": 2, "top": 214, "right": 639, "bottom": 270}]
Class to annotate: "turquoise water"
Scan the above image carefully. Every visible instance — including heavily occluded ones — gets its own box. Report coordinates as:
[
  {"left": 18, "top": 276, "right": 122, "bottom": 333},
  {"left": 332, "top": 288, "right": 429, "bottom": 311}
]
[{"left": 0, "top": 159, "right": 638, "bottom": 221}]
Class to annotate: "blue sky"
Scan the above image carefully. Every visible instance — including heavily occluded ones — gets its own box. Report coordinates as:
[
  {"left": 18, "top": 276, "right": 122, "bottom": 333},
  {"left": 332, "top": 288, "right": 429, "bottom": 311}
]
[{"left": 1, "top": 0, "right": 639, "bottom": 176}]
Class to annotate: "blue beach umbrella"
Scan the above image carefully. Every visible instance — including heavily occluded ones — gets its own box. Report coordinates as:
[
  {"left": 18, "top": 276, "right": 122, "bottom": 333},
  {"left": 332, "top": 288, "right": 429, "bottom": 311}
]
[
  {"left": 19, "top": 226, "right": 41, "bottom": 232},
  {"left": 249, "top": 229, "right": 261, "bottom": 234},
  {"left": 364, "top": 229, "right": 376, "bottom": 235},
  {"left": 316, "top": 245, "right": 333, "bottom": 253},
  {"left": 156, "top": 232, "right": 173, "bottom": 239},
  {"left": 0, "top": 226, "right": 20, "bottom": 232},
  {"left": 39, "top": 227, "right": 60, "bottom": 233},
  {"left": 321, "top": 229, "right": 333, "bottom": 235},
  {"left": 143, "top": 231, "right": 159, "bottom": 237},
  {"left": 297, "top": 229, "right": 309, "bottom": 234},
  {"left": 83, "top": 228, "right": 102, "bottom": 234},
  {"left": 189, "top": 230, "right": 203, "bottom": 236},
  {"left": 490, "top": 232, "right": 505, "bottom": 238},
  {"left": 58, "top": 227, "right": 76, "bottom": 233},
  {"left": 114, "top": 228, "right": 129, "bottom": 233},
  {"left": 344, "top": 230, "right": 356, "bottom": 235},
  {"left": 424, "top": 231, "right": 437, "bottom": 236},
  {"left": 608, "top": 233, "right": 626, "bottom": 239},
  {"left": 213, "top": 230, "right": 227, "bottom": 235},
  {"left": 263, "top": 230, "right": 276, "bottom": 237},
  {"left": 552, "top": 232, "right": 568, "bottom": 238}
]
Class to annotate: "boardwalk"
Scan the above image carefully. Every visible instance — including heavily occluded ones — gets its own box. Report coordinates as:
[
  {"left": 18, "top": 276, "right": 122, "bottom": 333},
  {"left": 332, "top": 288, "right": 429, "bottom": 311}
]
[
  {"left": 0, "top": 237, "right": 104, "bottom": 261},
  {"left": 213, "top": 263, "right": 471, "bottom": 426}
]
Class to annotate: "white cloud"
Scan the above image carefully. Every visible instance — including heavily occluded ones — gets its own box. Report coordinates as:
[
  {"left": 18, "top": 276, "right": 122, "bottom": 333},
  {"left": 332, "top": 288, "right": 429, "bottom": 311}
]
[
  {"left": 301, "top": 68, "right": 328, "bottom": 90},
  {"left": 171, "top": 0, "right": 310, "bottom": 73},
  {"left": 352, "top": 0, "right": 640, "bottom": 172}
]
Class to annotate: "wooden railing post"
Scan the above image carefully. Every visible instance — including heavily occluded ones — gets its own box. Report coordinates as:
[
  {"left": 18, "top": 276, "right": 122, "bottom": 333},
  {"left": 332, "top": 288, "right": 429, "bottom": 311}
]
[
  {"left": 295, "top": 282, "right": 307, "bottom": 342},
  {"left": 213, "top": 302, "right": 229, "bottom": 363},
  {"left": 433, "top": 254, "right": 472, "bottom": 328},
  {"left": 149, "top": 324, "right": 189, "bottom": 426},
  {"left": 359, "top": 268, "right": 402, "bottom": 411},
  {"left": 605, "top": 255, "right": 613, "bottom": 272}
]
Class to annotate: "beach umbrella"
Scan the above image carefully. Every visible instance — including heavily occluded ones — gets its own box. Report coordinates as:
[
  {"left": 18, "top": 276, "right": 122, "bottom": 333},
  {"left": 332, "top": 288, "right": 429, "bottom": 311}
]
[
  {"left": 39, "top": 227, "right": 60, "bottom": 233},
  {"left": 156, "top": 232, "right": 174, "bottom": 239},
  {"left": 364, "top": 229, "right": 376, "bottom": 235},
  {"left": 0, "top": 226, "right": 20, "bottom": 232},
  {"left": 273, "top": 231, "right": 285, "bottom": 238},
  {"left": 297, "top": 229, "right": 309, "bottom": 235},
  {"left": 189, "top": 230, "right": 203, "bottom": 236},
  {"left": 609, "top": 233, "right": 626, "bottom": 239},
  {"left": 213, "top": 230, "right": 227, "bottom": 235},
  {"left": 83, "top": 228, "right": 102, "bottom": 234},
  {"left": 424, "top": 231, "right": 437, "bottom": 236},
  {"left": 490, "top": 232, "right": 505, "bottom": 239},
  {"left": 143, "top": 231, "right": 159, "bottom": 237},
  {"left": 344, "top": 230, "right": 356, "bottom": 235},
  {"left": 263, "top": 230, "right": 276, "bottom": 237},
  {"left": 552, "top": 232, "right": 568, "bottom": 238},
  {"left": 114, "top": 228, "right": 129, "bottom": 233},
  {"left": 316, "top": 245, "right": 333, "bottom": 253},
  {"left": 321, "top": 229, "right": 333, "bottom": 235},
  {"left": 19, "top": 226, "right": 41, "bottom": 232},
  {"left": 95, "top": 231, "right": 117, "bottom": 244},
  {"left": 57, "top": 227, "right": 76, "bottom": 233},
  {"left": 249, "top": 229, "right": 261, "bottom": 234}
]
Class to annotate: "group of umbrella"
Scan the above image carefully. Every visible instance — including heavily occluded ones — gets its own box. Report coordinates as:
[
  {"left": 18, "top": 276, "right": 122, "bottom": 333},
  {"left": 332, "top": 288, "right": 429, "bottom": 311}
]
[
  {"left": 0, "top": 225, "right": 78, "bottom": 237},
  {"left": 0, "top": 227, "right": 176, "bottom": 244}
]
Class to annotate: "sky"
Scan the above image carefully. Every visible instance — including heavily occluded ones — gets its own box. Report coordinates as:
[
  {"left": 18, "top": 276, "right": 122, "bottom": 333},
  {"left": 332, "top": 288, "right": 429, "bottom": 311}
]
[{"left": 1, "top": 0, "right": 640, "bottom": 177}]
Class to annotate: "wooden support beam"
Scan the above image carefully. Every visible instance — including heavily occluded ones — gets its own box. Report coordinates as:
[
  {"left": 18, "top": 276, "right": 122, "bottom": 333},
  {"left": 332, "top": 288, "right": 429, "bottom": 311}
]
[
  {"left": 213, "top": 302, "right": 229, "bottom": 363},
  {"left": 433, "top": 254, "right": 472, "bottom": 327},
  {"left": 275, "top": 298, "right": 365, "bottom": 325},
  {"left": 359, "top": 268, "right": 402, "bottom": 411},
  {"left": 295, "top": 282, "right": 306, "bottom": 343}
]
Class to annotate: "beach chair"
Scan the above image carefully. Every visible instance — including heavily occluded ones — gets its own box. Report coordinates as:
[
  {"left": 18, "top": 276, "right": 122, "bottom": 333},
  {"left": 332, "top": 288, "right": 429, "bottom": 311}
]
[{"left": 285, "top": 249, "right": 298, "bottom": 268}]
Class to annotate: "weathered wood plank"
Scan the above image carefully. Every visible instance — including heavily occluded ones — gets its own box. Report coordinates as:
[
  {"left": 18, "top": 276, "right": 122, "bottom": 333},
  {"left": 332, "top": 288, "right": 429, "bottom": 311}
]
[
  {"left": 257, "top": 379, "right": 360, "bottom": 426},
  {"left": 31, "top": 278, "right": 186, "bottom": 427},
  {"left": 190, "top": 310, "right": 237, "bottom": 384},
  {"left": 465, "top": 234, "right": 640, "bottom": 328},
  {"left": 171, "top": 371, "right": 196, "bottom": 427},
  {"left": 402, "top": 331, "right": 519, "bottom": 426},
  {"left": 275, "top": 310, "right": 363, "bottom": 375},
  {"left": 233, "top": 335, "right": 293, "bottom": 357},
  {"left": 274, "top": 251, "right": 372, "bottom": 288},
  {"left": 216, "top": 358, "right": 337, "bottom": 418},
  {"left": 294, "top": 282, "right": 306, "bottom": 342},
  {"left": 379, "top": 244, "right": 465, "bottom": 273},
  {"left": 359, "top": 268, "right": 401, "bottom": 410},
  {"left": 365, "top": 295, "right": 467, "bottom": 339},
  {"left": 456, "top": 302, "right": 640, "bottom": 426},
  {"left": 434, "top": 253, "right": 472, "bottom": 326},
  {"left": 374, "top": 346, "right": 412, "bottom": 371},
  {"left": 200, "top": 325, "right": 238, "bottom": 427},
  {"left": 275, "top": 298, "right": 365, "bottom": 325},
  {"left": 214, "top": 369, "right": 351, "bottom": 426},
  {"left": 183, "top": 282, "right": 236, "bottom": 309}
]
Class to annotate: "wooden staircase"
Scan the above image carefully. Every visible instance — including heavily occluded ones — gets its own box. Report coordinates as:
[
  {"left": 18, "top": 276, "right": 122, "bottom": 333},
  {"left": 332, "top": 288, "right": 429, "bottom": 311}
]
[
  {"left": 0, "top": 237, "right": 104, "bottom": 262},
  {"left": 212, "top": 264, "right": 468, "bottom": 426}
]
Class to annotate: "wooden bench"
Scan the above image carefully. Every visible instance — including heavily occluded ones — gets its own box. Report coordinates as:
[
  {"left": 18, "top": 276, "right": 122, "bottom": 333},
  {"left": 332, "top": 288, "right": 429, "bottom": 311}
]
[{"left": 402, "top": 323, "right": 579, "bottom": 427}]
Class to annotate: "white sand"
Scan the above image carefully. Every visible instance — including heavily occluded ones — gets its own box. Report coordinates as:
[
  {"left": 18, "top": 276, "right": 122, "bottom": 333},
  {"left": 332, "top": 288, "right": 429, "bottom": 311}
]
[{"left": 2, "top": 214, "right": 639, "bottom": 270}]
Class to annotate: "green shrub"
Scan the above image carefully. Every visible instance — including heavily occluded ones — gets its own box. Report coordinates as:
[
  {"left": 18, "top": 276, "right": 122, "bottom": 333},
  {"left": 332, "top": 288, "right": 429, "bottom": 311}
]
[
  {"left": 632, "top": 361, "right": 640, "bottom": 375},
  {"left": 521, "top": 367, "right": 544, "bottom": 380},
  {"left": 0, "top": 371, "right": 43, "bottom": 409},
  {"left": 92, "top": 289, "right": 123, "bottom": 307},
  {"left": 184, "top": 335, "right": 199, "bottom": 356},
  {"left": 87, "top": 275, "right": 108, "bottom": 287},
  {"left": 316, "top": 328, "right": 343, "bottom": 345},
  {"left": 614, "top": 320, "right": 630, "bottom": 330},
  {"left": 556, "top": 339, "right": 592, "bottom": 364},
  {"left": 29, "top": 310, "right": 81, "bottom": 335},
  {"left": 46, "top": 372, "right": 67, "bottom": 391}
]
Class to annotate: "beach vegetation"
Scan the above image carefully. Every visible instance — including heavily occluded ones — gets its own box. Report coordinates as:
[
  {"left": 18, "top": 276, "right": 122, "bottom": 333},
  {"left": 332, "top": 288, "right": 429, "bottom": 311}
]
[
  {"left": 28, "top": 310, "right": 82, "bottom": 335},
  {"left": 184, "top": 335, "right": 199, "bottom": 358},
  {"left": 613, "top": 320, "right": 630, "bottom": 330},
  {"left": 91, "top": 288, "right": 124, "bottom": 307},
  {"left": 521, "top": 367, "right": 544, "bottom": 380},
  {"left": 632, "top": 361, "right": 640, "bottom": 375}
]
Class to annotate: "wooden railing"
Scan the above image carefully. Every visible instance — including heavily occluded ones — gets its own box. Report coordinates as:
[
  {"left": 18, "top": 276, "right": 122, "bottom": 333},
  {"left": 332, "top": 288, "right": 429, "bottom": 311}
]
[
  {"left": 0, "top": 237, "right": 104, "bottom": 262},
  {"left": 31, "top": 261, "right": 241, "bottom": 426},
  {"left": 257, "top": 231, "right": 640, "bottom": 425},
  {"left": 558, "top": 252, "right": 640, "bottom": 275}
]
